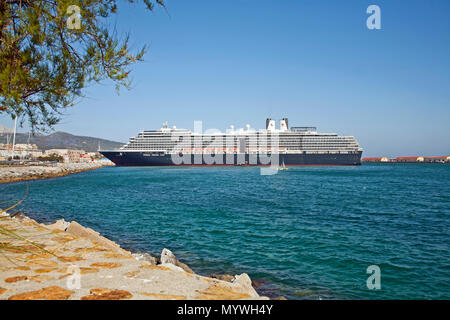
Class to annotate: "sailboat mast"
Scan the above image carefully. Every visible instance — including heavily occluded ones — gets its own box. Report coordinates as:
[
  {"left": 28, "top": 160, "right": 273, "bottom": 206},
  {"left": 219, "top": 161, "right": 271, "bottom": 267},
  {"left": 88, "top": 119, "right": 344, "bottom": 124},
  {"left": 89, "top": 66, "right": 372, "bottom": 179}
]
[{"left": 11, "top": 116, "right": 17, "bottom": 158}]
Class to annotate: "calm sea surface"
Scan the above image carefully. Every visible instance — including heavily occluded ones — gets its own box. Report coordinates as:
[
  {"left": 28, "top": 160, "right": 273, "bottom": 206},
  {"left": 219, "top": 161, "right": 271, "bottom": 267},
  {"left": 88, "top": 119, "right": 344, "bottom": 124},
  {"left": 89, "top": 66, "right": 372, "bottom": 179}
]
[{"left": 1, "top": 164, "right": 449, "bottom": 299}]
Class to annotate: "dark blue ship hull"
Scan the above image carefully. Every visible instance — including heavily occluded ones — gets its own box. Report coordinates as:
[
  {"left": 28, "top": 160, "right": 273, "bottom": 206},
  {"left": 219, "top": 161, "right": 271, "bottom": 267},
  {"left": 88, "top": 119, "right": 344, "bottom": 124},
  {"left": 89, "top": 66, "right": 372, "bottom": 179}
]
[{"left": 100, "top": 151, "right": 362, "bottom": 166}]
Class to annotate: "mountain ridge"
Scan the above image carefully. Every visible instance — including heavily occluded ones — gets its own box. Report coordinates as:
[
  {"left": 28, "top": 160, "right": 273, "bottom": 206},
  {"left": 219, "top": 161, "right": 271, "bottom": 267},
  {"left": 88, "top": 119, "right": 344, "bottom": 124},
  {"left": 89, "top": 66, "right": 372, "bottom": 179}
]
[{"left": 0, "top": 130, "right": 124, "bottom": 152}]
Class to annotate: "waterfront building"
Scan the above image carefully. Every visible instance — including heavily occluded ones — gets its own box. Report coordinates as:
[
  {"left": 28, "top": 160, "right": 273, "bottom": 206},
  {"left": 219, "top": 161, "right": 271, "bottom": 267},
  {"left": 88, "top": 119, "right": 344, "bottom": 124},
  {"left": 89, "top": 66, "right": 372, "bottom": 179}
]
[
  {"left": 45, "top": 149, "right": 85, "bottom": 163},
  {"left": 396, "top": 157, "right": 420, "bottom": 163},
  {"left": 424, "top": 156, "right": 450, "bottom": 163}
]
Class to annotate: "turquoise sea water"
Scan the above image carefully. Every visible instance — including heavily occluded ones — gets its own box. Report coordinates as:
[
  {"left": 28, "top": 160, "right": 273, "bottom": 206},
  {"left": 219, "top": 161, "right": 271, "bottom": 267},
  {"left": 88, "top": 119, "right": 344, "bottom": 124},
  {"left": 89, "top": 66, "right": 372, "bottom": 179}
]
[{"left": 1, "top": 164, "right": 449, "bottom": 299}]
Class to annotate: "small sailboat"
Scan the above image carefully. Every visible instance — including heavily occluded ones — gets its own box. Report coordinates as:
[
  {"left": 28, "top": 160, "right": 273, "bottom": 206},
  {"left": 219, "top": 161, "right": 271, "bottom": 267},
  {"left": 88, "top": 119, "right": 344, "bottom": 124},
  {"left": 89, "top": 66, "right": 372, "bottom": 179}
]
[{"left": 279, "top": 160, "right": 288, "bottom": 171}]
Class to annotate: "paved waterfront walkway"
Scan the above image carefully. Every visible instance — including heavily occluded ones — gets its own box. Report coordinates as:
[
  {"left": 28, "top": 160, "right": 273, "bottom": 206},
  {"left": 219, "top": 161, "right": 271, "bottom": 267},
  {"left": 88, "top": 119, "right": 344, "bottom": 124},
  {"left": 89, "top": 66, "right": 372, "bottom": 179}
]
[{"left": 0, "top": 214, "right": 263, "bottom": 300}]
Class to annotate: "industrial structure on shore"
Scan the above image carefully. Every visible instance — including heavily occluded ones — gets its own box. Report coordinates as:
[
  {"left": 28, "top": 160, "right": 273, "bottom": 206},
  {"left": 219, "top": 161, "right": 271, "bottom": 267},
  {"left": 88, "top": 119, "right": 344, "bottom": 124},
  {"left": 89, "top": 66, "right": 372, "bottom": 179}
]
[{"left": 362, "top": 156, "right": 450, "bottom": 163}]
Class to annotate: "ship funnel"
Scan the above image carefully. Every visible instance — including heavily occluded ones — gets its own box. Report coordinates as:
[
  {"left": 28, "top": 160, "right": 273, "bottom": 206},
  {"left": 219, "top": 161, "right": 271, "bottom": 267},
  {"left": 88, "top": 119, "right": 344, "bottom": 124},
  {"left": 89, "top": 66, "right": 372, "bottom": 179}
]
[
  {"left": 280, "top": 118, "right": 288, "bottom": 132},
  {"left": 266, "top": 118, "right": 275, "bottom": 131}
]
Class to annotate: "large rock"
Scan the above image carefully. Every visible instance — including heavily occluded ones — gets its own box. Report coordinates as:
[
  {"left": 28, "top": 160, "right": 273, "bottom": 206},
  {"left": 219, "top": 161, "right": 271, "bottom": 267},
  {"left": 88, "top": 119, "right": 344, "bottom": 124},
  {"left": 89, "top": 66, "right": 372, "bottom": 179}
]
[
  {"left": 160, "top": 248, "right": 194, "bottom": 274},
  {"left": 232, "top": 273, "right": 260, "bottom": 298}
]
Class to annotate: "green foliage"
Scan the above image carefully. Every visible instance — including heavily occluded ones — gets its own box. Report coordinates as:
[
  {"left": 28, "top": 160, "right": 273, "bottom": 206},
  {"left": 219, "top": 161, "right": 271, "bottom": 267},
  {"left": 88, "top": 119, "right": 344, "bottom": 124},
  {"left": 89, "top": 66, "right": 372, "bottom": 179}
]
[{"left": 0, "top": 0, "right": 165, "bottom": 131}]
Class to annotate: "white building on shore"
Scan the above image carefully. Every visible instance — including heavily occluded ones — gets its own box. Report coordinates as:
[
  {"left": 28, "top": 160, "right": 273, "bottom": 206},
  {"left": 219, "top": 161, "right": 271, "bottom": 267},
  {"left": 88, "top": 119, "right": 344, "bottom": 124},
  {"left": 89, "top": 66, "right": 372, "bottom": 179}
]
[{"left": 0, "top": 143, "right": 44, "bottom": 160}]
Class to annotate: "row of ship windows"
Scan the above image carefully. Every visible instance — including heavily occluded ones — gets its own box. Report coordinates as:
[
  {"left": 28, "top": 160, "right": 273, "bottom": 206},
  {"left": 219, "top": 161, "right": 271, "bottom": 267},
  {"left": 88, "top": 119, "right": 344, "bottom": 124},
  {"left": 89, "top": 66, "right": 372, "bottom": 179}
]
[
  {"left": 129, "top": 143, "right": 358, "bottom": 148},
  {"left": 125, "top": 147, "right": 358, "bottom": 150},
  {"left": 126, "top": 141, "right": 359, "bottom": 145},
  {"left": 133, "top": 137, "right": 355, "bottom": 141},
  {"left": 138, "top": 133, "right": 345, "bottom": 139},
  {"left": 124, "top": 147, "right": 358, "bottom": 150},
  {"left": 129, "top": 141, "right": 357, "bottom": 144},
  {"left": 130, "top": 141, "right": 357, "bottom": 145},
  {"left": 125, "top": 143, "right": 358, "bottom": 147},
  {"left": 133, "top": 134, "right": 353, "bottom": 138}
]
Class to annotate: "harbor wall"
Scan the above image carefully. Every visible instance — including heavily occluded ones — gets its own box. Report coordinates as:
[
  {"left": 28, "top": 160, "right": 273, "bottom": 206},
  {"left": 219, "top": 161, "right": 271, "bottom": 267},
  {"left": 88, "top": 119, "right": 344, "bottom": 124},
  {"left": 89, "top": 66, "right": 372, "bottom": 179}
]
[{"left": 0, "top": 163, "right": 104, "bottom": 184}]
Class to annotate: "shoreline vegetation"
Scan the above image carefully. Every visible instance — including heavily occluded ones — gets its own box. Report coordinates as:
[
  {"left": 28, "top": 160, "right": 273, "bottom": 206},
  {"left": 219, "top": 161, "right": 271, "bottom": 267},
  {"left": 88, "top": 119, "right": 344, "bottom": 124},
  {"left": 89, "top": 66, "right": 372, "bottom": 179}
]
[
  {"left": 0, "top": 163, "right": 105, "bottom": 184},
  {"left": 0, "top": 212, "right": 267, "bottom": 300}
]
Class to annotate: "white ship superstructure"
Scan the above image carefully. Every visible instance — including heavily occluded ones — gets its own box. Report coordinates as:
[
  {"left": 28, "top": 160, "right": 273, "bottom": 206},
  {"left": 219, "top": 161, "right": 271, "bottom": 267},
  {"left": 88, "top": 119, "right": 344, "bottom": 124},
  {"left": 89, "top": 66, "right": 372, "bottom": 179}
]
[{"left": 100, "top": 118, "right": 363, "bottom": 166}]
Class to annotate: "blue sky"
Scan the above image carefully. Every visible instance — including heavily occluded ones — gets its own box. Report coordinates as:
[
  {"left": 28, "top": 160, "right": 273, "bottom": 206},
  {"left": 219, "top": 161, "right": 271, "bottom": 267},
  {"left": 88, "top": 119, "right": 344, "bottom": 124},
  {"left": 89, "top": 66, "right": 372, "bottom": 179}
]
[{"left": 1, "top": 0, "right": 449, "bottom": 157}]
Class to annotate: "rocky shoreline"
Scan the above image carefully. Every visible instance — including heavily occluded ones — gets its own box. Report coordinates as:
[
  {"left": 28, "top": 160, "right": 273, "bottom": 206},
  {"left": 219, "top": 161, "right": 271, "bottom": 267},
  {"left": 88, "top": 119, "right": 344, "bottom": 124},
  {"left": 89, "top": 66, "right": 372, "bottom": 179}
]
[
  {"left": 0, "top": 212, "right": 267, "bottom": 300},
  {"left": 0, "top": 163, "right": 104, "bottom": 184}
]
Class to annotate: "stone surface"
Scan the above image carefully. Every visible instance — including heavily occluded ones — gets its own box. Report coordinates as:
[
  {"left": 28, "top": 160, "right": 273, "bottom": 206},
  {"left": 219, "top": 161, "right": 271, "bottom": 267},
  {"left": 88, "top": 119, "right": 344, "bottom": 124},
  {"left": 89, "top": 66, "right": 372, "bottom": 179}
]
[
  {"left": 233, "top": 273, "right": 260, "bottom": 298},
  {"left": 81, "top": 288, "right": 133, "bottom": 300},
  {"left": 160, "top": 248, "right": 194, "bottom": 274},
  {"left": 273, "top": 296, "right": 288, "bottom": 300},
  {"left": 5, "top": 276, "right": 28, "bottom": 283},
  {"left": 103, "top": 252, "right": 134, "bottom": 260},
  {"left": 140, "top": 292, "right": 186, "bottom": 300},
  {"left": 133, "top": 252, "right": 158, "bottom": 265},
  {"left": 233, "top": 273, "right": 252, "bottom": 286},
  {"left": 8, "top": 286, "right": 74, "bottom": 300},
  {"left": 58, "top": 255, "right": 84, "bottom": 262},
  {"left": 197, "top": 284, "right": 251, "bottom": 300},
  {"left": 66, "top": 221, "right": 131, "bottom": 256},
  {"left": 211, "top": 274, "right": 235, "bottom": 282},
  {"left": 26, "top": 259, "right": 59, "bottom": 268},
  {"left": 160, "top": 248, "right": 177, "bottom": 265},
  {"left": 46, "top": 219, "right": 69, "bottom": 232},
  {"left": 90, "top": 262, "right": 122, "bottom": 269},
  {"left": 0, "top": 214, "right": 266, "bottom": 300},
  {"left": 160, "top": 263, "right": 185, "bottom": 272},
  {"left": 125, "top": 270, "right": 140, "bottom": 278}
]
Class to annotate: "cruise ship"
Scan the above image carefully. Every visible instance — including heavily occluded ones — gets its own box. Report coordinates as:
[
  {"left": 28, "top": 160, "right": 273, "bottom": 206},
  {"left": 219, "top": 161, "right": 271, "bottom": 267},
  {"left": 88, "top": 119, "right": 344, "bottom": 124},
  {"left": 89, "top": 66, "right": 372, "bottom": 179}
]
[{"left": 99, "top": 118, "right": 363, "bottom": 166}]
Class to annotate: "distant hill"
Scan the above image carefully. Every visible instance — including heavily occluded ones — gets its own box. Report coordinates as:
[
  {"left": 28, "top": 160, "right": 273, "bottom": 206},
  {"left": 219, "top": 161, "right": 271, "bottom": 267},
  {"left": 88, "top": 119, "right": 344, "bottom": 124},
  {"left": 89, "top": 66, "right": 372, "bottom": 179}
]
[{"left": 0, "top": 131, "right": 125, "bottom": 152}]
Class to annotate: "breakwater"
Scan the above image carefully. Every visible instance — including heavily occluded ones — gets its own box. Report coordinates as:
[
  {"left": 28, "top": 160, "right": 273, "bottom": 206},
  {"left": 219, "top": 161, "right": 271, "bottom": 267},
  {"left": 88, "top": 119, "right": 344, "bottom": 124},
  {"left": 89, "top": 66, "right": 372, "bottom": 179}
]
[
  {"left": 0, "top": 213, "right": 264, "bottom": 300},
  {"left": 0, "top": 163, "right": 104, "bottom": 184}
]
